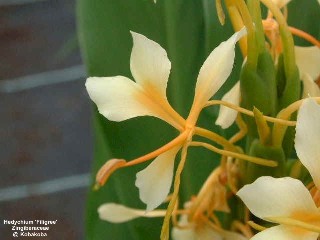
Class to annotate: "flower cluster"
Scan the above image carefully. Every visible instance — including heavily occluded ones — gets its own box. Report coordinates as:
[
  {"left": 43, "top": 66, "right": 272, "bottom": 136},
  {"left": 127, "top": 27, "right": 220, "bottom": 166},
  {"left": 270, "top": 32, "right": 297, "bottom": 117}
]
[{"left": 85, "top": 0, "right": 320, "bottom": 239}]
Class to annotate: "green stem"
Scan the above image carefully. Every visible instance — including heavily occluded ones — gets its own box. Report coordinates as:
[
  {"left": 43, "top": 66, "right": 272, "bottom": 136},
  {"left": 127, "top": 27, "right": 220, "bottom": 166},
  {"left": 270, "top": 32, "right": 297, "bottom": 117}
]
[
  {"left": 247, "top": 0, "right": 265, "bottom": 53},
  {"left": 259, "top": 0, "right": 296, "bottom": 79},
  {"left": 235, "top": 0, "right": 258, "bottom": 69}
]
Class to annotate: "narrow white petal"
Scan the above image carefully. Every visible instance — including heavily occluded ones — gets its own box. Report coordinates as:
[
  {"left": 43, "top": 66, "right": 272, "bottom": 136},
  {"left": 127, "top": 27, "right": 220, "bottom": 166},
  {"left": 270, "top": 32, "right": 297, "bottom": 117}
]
[
  {"left": 295, "top": 46, "right": 320, "bottom": 80},
  {"left": 295, "top": 98, "right": 320, "bottom": 189},
  {"left": 272, "top": 0, "right": 291, "bottom": 9},
  {"left": 98, "top": 203, "right": 146, "bottom": 223},
  {"left": 194, "top": 28, "right": 246, "bottom": 107},
  {"left": 237, "top": 176, "right": 318, "bottom": 220},
  {"left": 98, "top": 203, "right": 166, "bottom": 223},
  {"left": 135, "top": 146, "right": 181, "bottom": 211},
  {"left": 86, "top": 76, "right": 176, "bottom": 124},
  {"left": 302, "top": 73, "right": 320, "bottom": 97},
  {"left": 215, "top": 81, "right": 240, "bottom": 128},
  {"left": 251, "top": 225, "right": 318, "bottom": 240},
  {"left": 130, "top": 31, "right": 171, "bottom": 98}
]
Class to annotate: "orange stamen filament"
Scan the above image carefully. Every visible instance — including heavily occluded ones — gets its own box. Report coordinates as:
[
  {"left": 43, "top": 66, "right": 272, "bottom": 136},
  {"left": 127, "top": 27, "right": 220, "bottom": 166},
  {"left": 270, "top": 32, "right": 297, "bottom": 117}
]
[
  {"left": 124, "top": 130, "right": 189, "bottom": 167},
  {"left": 289, "top": 26, "right": 320, "bottom": 48}
]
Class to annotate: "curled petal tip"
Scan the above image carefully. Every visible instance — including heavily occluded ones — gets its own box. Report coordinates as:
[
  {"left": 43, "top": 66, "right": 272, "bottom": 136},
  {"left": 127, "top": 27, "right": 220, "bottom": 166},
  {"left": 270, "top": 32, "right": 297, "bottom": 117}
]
[{"left": 95, "top": 158, "right": 127, "bottom": 188}]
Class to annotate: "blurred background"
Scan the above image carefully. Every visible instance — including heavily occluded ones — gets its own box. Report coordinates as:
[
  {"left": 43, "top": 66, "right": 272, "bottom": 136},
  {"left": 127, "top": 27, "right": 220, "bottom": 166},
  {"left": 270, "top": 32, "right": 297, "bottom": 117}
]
[{"left": 0, "top": 0, "right": 91, "bottom": 238}]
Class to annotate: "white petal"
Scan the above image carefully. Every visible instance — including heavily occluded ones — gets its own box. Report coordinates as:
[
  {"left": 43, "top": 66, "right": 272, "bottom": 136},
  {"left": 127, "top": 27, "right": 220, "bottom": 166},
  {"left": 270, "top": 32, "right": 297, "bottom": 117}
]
[
  {"left": 251, "top": 225, "right": 318, "bottom": 240},
  {"left": 135, "top": 146, "right": 181, "bottom": 211},
  {"left": 98, "top": 203, "right": 166, "bottom": 223},
  {"left": 86, "top": 76, "right": 177, "bottom": 125},
  {"left": 193, "top": 28, "right": 246, "bottom": 107},
  {"left": 130, "top": 31, "right": 171, "bottom": 98},
  {"left": 271, "top": 0, "right": 291, "bottom": 8},
  {"left": 295, "top": 98, "right": 320, "bottom": 189},
  {"left": 302, "top": 73, "right": 320, "bottom": 97},
  {"left": 295, "top": 46, "right": 320, "bottom": 80},
  {"left": 237, "top": 176, "right": 318, "bottom": 220},
  {"left": 215, "top": 81, "right": 240, "bottom": 129},
  {"left": 98, "top": 203, "right": 146, "bottom": 223}
]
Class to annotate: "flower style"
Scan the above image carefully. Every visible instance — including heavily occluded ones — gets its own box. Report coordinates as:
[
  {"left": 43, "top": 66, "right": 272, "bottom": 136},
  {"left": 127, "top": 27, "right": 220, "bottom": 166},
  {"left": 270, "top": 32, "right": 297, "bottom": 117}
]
[
  {"left": 215, "top": 0, "right": 320, "bottom": 129},
  {"left": 236, "top": 98, "right": 320, "bottom": 240},
  {"left": 86, "top": 29, "right": 247, "bottom": 211}
]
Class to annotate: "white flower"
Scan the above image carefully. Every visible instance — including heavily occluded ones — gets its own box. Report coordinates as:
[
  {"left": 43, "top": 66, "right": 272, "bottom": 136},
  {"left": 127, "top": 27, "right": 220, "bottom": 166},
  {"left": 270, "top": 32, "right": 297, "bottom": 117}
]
[
  {"left": 86, "top": 29, "right": 246, "bottom": 211},
  {"left": 237, "top": 98, "right": 320, "bottom": 240}
]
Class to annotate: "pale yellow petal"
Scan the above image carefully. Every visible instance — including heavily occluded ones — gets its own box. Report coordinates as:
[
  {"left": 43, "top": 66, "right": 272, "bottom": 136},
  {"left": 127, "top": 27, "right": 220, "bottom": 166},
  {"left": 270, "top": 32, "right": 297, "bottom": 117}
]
[
  {"left": 98, "top": 203, "right": 146, "bottom": 223},
  {"left": 98, "top": 203, "right": 166, "bottom": 223},
  {"left": 251, "top": 225, "right": 318, "bottom": 240},
  {"left": 193, "top": 28, "right": 247, "bottom": 108},
  {"left": 295, "top": 46, "right": 320, "bottom": 80},
  {"left": 215, "top": 81, "right": 240, "bottom": 129},
  {"left": 237, "top": 176, "right": 318, "bottom": 220},
  {"left": 86, "top": 76, "right": 180, "bottom": 128},
  {"left": 86, "top": 76, "right": 156, "bottom": 121},
  {"left": 295, "top": 98, "right": 320, "bottom": 189},
  {"left": 130, "top": 31, "right": 171, "bottom": 98},
  {"left": 135, "top": 146, "right": 181, "bottom": 211},
  {"left": 302, "top": 73, "right": 320, "bottom": 97}
]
